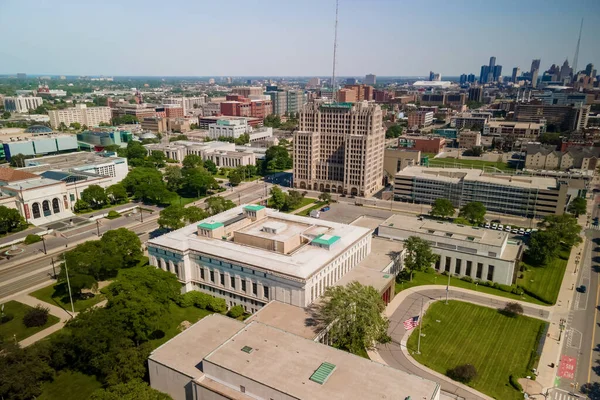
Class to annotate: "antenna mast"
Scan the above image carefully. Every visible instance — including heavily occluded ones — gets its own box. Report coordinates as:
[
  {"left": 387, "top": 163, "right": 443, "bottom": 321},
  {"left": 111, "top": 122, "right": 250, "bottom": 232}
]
[
  {"left": 331, "top": 0, "right": 339, "bottom": 103},
  {"left": 573, "top": 18, "right": 583, "bottom": 74}
]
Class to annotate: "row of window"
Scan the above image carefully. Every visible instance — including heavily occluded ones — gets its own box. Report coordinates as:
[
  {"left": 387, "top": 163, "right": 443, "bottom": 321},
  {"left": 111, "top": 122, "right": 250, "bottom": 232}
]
[
  {"left": 436, "top": 256, "right": 494, "bottom": 281},
  {"left": 199, "top": 267, "right": 270, "bottom": 299}
]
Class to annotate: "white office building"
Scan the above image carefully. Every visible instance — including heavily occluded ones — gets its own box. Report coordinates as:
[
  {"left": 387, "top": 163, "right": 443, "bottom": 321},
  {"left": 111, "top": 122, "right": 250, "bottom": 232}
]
[
  {"left": 48, "top": 104, "right": 112, "bottom": 129},
  {"left": 147, "top": 205, "right": 372, "bottom": 312},
  {"left": 378, "top": 215, "right": 522, "bottom": 285},
  {"left": 144, "top": 140, "right": 257, "bottom": 168},
  {"left": 208, "top": 118, "right": 248, "bottom": 139},
  {"left": 4, "top": 96, "right": 43, "bottom": 113}
]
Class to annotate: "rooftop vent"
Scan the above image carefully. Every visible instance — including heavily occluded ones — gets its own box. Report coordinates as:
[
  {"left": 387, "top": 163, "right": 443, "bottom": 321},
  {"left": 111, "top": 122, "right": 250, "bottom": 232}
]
[
  {"left": 309, "top": 362, "right": 336, "bottom": 385},
  {"left": 241, "top": 346, "right": 253, "bottom": 354}
]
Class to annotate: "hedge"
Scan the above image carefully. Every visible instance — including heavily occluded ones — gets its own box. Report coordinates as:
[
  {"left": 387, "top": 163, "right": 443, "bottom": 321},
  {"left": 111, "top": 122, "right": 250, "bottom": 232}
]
[
  {"left": 509, "top": 375, "right": 523, "bottom": 392},
  {"left": 177, "top": 291, "right": 227, "bottom": 313},
  {"left": 24, "top": 234, "right": 42, "bottom": 245}
]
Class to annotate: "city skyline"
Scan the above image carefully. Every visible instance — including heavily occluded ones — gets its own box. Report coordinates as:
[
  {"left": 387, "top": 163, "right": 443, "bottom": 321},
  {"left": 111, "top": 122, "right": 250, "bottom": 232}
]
[{"left": 1, "top": 0, "right": 599, "bottom": 77}]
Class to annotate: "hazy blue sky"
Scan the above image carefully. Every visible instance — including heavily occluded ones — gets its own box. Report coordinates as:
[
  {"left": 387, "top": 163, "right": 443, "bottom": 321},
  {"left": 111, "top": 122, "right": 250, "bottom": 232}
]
[{"left": 1, "top": 0, "right": 599, "bottom": 77}]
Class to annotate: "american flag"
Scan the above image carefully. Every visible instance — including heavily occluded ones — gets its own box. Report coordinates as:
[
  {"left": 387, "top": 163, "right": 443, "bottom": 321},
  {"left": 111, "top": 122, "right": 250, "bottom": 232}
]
[{"left": 403, "top": 316, "right": 419, "bottom": 330}]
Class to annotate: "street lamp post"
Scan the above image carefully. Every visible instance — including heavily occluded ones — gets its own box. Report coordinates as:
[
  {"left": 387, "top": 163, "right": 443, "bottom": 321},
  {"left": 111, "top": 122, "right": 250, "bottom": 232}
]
[
  {"left": 41, "top": 236, "right": 47, "bottom": 255},
  {"left": 96, "top": 219, "right": 100, "bottom": 237},
  {"left": 51, "top": 257, "right": 56, "bottom": 279},
  {"left": 445, "top": 271, "right": 451, "bottom": 305}
]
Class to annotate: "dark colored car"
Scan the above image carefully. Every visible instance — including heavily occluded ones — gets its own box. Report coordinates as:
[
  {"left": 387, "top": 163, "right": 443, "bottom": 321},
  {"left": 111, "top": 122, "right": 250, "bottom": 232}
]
[{"left": 578, "top": 285, "right": 587, "bottom": 293}]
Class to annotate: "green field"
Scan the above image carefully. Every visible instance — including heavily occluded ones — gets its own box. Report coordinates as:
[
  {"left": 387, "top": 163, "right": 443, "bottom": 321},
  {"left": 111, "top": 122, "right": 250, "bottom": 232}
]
[
  {"left": 517, "top": 245, "right": 570, "bottom": 304},
  {"left": 396, "top": 270, "right": 547, "bottom": 306},
  {"left": 297, "top": 201, "right": 327, "bottom": 216},
  {"left": 0, "top": 300, "right": 60, "bottom": 342},
  {"left": 30, "top": 284, "right": 106, "bottom": 313},
  {"left": 427, "top": 157, "right": 514, "bottom": 172},
  {"left": 408, "top": 301, "right": 546, "bottom": 400},
  {"left": 39, "top": 370, "right": 102, "bottom": 400},
  {"left": 268, "top": 197, "right": 316, "bottom": 213},
  {"left": 169, "top": 194, "right": 202, "bottom": 207}
]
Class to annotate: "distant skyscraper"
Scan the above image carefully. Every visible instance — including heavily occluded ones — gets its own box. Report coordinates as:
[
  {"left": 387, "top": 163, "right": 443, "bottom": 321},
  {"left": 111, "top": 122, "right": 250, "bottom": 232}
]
[
  {"left": 512, "top": 67, "right": 521, "bottom": 83},
  {"left": 529, "top": 59, "right": 541, "bottom": 88},
  {"left": 489, "top": 56, "right": 496, "bottom": 69},
  {"left": 365, "top": 74, "right": 376, "bottom": 85},
  {"left": 493, "top": 65, "right": 502, "bottom": 81},
  {"left": 468, "top": 86, "right": 483, "bottom": 103},
  {"left": 459, "top": 74, "right": 467, "bottom": 84},
  {"left": 585, "top": 63, "right": 594, "bottom": 77},
  {"left": 480, "top": 65, "right": 489, "bottom": 83},
  {"left": 467, "top": 74, "right": 476, "bottom": 83},
  {"left": 16, "top": 73, "right": 26, "bottom": 80},
  {"left": 480, "top": 57, "right": 501, "bottom": 83},
  {"left": 346, "top": 77, "right": 357, "bottom": 85},
  {"left": 559, "top": 59, "right": 572, "bottom": 81},
  {"left": 429, "top": 71, "right": 435, "bottom": 81},
  {"left": 530, "top": 59, "right": 541, "bottom": 73},
  {"left": 308, "top": 77, "right": 321, "bottom": 87}
]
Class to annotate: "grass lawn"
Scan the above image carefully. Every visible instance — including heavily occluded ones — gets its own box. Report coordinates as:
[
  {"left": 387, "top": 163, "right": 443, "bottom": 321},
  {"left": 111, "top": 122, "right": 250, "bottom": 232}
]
[
  {"left": 396, "top": 270, "right": 547, "bottom": 306},
  {"left": 169, "top": 194, "right": 203, "bottom": 207},
  {"left": 408, "top": 301, "right": 546, "bottom": 400},
  {"left": 149, "top": 303, "right": 213, "bottom": 349},
  {"left": 0, "top": 300, "right": 60, "bottom": 342},
  {"left": 30, "top": 284, "right": 106, "bottom": 313},
  {"left": 39, "top": 370, "right": 102, "bottom": 400},
  {"left": 268, "top": 197, "right": 316, "bottom": 213},
  {"left": 517, "top": 245, "right": 570, "bottom": 305},
  {"left": 428, "top": 157, "right": 514, "bottom": 172},
  {"left": 297, "top": 201, "right": 327, "bottom": 216}
]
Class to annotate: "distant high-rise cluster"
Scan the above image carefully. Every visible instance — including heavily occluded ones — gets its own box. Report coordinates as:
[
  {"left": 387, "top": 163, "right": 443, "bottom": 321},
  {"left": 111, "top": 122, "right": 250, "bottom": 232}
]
[{"left": 479, "top": 56, "right": 502, "bottom": 83}]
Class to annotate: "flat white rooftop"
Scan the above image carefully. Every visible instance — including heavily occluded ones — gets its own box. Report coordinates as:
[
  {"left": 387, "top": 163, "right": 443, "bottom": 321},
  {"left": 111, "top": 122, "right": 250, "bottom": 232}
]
[
  {"left": 148, "top": 205, "right": 371, "bottom": 281},
  {"left": 396, "top": 166, "right": 558, "bottom": 190}
]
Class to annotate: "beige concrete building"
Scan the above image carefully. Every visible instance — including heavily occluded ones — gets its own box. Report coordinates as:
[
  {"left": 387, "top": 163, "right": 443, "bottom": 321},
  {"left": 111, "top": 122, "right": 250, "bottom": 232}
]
[
  {"left": 148, "top": 313, "right": 441, "bottom": 400},
  {"left": 458, "top": 130, "right": 482, "bottom": 149},
  {"left": 47, "top": 104, "right": 111, "bottom": 129},
  {"left": 483, "top": 121, "right": 545, "bottom": 138},
  {"left": 408, "top": 110, "right": 433, "bottom": 128},
  {"left": 144, "top": 141, "right": 256, "bottom": 167},
  {"left": 293, "top": 101, "right": 385, "bottom": 197},
  {"left": 231, "top": 87, "right": 263, "bottom": 97},
  {"left": 383, "top": 148, "right": 421, "bottom": 179},
  {"left": 141, "top": 116, "right": 168, "bottom": 133}
]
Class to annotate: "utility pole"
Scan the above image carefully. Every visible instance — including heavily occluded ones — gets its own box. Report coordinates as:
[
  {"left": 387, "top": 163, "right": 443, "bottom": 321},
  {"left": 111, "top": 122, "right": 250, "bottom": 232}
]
[
  {"left": 41, "top": 235, "right": 47, "bottom": 254},
  {"left": 446, "top": 270, "right": 451, "bottom": 305},
  {"left": 64, "top": 258, "right": 75, "bottom": 315},
  {"left": 416, "top": 297, "right": 423, "bottom": 355},
  {"left": 96, "top": 219, "right": 100, "bottom": 237},
  {"left": 51, "top": 257, "right": 56, "bottom": 279},
  {"left": 140, "top": 206, "right": 143, "bottom": 223}
]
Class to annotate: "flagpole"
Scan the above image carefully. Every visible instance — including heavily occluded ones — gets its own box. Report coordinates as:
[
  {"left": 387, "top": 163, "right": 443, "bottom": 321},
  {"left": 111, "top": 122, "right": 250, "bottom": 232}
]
[
  {"left": 416, "top": 297, "right": 423, "bottom": 355},
  {"left": 446, "top": 271, "right": 450, "bottom": 305}
]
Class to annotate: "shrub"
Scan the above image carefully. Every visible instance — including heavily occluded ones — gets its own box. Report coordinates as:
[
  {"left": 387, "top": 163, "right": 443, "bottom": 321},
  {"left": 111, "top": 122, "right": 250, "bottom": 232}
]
[
  {"left": 460, "top": 276, "right": 473, "bottom": 283},
  {"left": 0, "top": 313, "right": 14, "bottom": 324},
  {"left": 24, "top": 234, "right": 42, "bottom": 245},
  {"left": 447, "top": 364, "right": 477, "bottom": 383},
  {"left": 106, "top": 210, "right": 120, "bottom": 219},
  {"left": 501, "top": 302, "right": 524, "bottom": 317},
  {"left": 509, "top": 375, "right": 523, "bottom": 392},
  {"left": 208, "top": 297, "right": 227, "bottom": 313},
  {"left": 22, "top": 305, "right": 49, "bottom": 327},
  {"left": 227, "top": 305, "right": 245, "bottom": 319}
]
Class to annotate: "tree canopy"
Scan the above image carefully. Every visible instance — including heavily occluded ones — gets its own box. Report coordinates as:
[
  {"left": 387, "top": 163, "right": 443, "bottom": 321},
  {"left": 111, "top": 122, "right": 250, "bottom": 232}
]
[
  {"left": 459, "top": 202, "right": 486, "bottom": 225},
  {"left": 430, "top": 198, "right": 455, "bottom": 219},
  {"left": 81, "top": 185, "right": 109, "bottom": 209},
  {"left": 264, "top": 145, "right": 292, "bottom": 172},
  {"left": 90, "top": 380, "right": 173, "bottom": 400},
  {"left": 567, "top": 197, "right": 587, "bottom": 217},
  {"left": 538, "top": 213, "right": 582, "bottom": 247},
  {"left": 404, "top": 236, "right": 438, "bottom": 280},
  {"left": 158, "top": 205, "right": 208, "bottom": 230},
  {"left": 385, "top": 124, "right": 403, "bottom": 138},
  {"left": 205, "top": 196, "right": 236, "bottom": 215},
  {"left": 315, "top": 282, "right": 389, "bottom": 355},
  {"left": 122, "top": 167, "right": 175, "bottom": 205},
  {"left": 0, "top": 205, "right": 27, "bottom": 234}
]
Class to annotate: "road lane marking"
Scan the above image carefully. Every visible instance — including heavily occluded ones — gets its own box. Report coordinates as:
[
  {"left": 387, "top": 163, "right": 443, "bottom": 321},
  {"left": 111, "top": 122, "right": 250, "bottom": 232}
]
[{"left": 588, "top": 277, "right": 600, "bottom": 383}]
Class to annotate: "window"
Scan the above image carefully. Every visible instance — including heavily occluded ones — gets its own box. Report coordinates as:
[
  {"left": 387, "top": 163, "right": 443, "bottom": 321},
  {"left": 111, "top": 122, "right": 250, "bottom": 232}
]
[
  {"left": 466, "top": 261, "right": 472, "bottom": 277},
  {"left": 231, "top": 276, "right": 236, "bottom": 289},
  {"left": 200, "top": 268, "right": 205, "bottom": 280},
  {"left": 445, "top": 257, "right": 451, "bottom": 272},
  {"left": 487, "top": 265, "right": 494, "bottom": 281},
  {"left": 240, "top": 386, "right": 245, "bottom": 393},
  {"left": 264, "top": 286, "right": 269, "bottom": 299},
  {"left": 435, "top": 257, "right": 441, "bottom": 270},
  {"left": 220, "top": 273, "right": 225, "bottom": 286},
  {"left": 210, "top": 270, "right": 215, "bottom": 283},
  {"left": 252, "top": 282, "right": 258, "bottom": 296},
  {"left": 455, "top": 259, "right": 462, "bottom": 275},
  {"left": 241, "top": 280, "right": 246, "bottom": 292},
  {"left": 476, "top": 263, "right": 483, "bottom": 279}
]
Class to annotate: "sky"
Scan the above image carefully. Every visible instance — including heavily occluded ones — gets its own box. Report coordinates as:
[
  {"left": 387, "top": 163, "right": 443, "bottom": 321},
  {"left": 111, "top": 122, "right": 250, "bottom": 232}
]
[{"left": 1, "top": 0, "right": 599, "bottom": 78}]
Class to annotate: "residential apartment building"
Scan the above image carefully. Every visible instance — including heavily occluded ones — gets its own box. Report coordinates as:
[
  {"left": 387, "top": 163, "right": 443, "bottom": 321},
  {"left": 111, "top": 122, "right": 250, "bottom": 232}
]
[
  {"left": 48, "top": 104, "right": 112, "bottom": 129},
  {"left": 161, "top": 104, "right": 184, "bottom": 118},
  {"left": 220, "top": 99, "right": 273, "bottom": 119},
  {"left": 420, "top": 93, "right": 445, "bottom": 106},
  {"left": 514, "top": 104, "right": 590, "bottom": 132},
  {"left": 408, "top": 111, "right": 433, "bottom": 128},
  {"left": 3, "top": 96, "right": 43, "bottom": 113},
  {"left": 468, "top": 86, "right": 483, "bottom": 103},
  {"left": 343, "top": 84, "right": 374, "bottom": 101},
  {"left": 147, "top": 205, "right": 372, "bottom": 311},
  {"left": 397, "top": 136, "right": 445, "bottom": 154},
  {"left": 458, "top": 130, "right": 481, "bottom": 149},
  {"left": 144, "top": 140, "right": 256, "bottom": 167},
  {"left": 293, "top": 101, "right": 385, "bottom": 197},
  {"left": 162, "top": 96, "right": 206, "bottom": 114},
  {"left": 483, "top": 121, "right": 545, "bottom": 138},
  {"left": 394, "top": 166, "right": 569, "bottom": 218},
  {"left": 337, "top": 88, "right": 357, "bottom": 103},
  {"left": 451, "top": 112, "right": 492, "bottom": 130},
  {"left": 379, "top": 215, "right": 521, "bottom": 285},
  {"left": 148, "top": 313, "right": 440, "bottom": 400},
  {"left": 525, "top": 143, "right": 600, "bottom": 171}
]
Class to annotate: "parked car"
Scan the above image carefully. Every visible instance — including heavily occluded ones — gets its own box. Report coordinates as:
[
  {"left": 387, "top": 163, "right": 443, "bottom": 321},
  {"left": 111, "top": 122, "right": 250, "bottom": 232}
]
[
  {"left": 505, "top": 225, "right": 512, "bottom": 232},
  {"left": 310, "top": 210, "right": 321, "bottom": 218},
  {"left": 512, "top": 229, "right": 519, "bottom": 234},
  {"left": 492, "top": 224, "right": 498, "bottom": 229},
  {"left": 485, "top": 223, "right": 491, "bottom": 228},
  {"left": 578, "top": 285, "right": 587, "bottom": 293},
  {"left": 518, "top": 229, "right": 525, "bottom": 235},
  {"left": 321, "top": 206, "right": 331, "bottom": 212}
]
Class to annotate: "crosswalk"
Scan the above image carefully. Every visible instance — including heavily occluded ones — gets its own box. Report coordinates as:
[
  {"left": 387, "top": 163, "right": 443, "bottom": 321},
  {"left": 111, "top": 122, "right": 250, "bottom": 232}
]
[
  {"left": 549, "top": 390, "right": 581, "bottom": 400},
  {"left": 588, "top": 224, "right": 600, "bottom": 230}
]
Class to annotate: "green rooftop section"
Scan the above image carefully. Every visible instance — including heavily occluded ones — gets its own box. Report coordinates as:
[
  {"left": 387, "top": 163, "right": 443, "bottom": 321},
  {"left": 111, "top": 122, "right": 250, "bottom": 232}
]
[
  {"left": 197, "top": 221, "right": 224, "bottom": 230},
  {"left": 312, "top": 234, "right": 341, "bottom": 247},
  {"left": 320, "top": 102, "right": 353, "bottom": 109},
  {"left": 309, "top": 362, "right": 336, "bottom": 385},
  {"left": 243, "top": 204, "right": 265, "bottom": 212},
  {"left": 241, "top": 346, "right": 253, "bottom": 354}
]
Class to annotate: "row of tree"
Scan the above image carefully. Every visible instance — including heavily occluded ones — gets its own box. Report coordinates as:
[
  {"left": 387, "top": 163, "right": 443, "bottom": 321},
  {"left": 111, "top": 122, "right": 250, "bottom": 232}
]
[
  {"left": 527, "top": 213, "right": 582, "bottom": 265},
  {"left": 74, "top": 183, "right": 128, "bottom": 212},
  {"left": 157, "top": 196, "right": 236, "bottom": 231},
  {"left": 430, "top": 198, "right": 487, "bottom": 225}
]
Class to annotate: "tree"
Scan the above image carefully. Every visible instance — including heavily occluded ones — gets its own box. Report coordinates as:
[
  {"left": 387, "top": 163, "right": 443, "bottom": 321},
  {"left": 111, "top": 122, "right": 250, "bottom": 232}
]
[
  {"left": 0, "top": 345, "right": 54, "bottom": 400},
  {"left": 463, "top": 146, "right": 483, "bottom": 156},
  {"left": 0, "top": 205, "right": 27, "bottom": 234},
  {"left": 269, "top": 186, "right": 286, "bottom": 210},
  {"left": 23, "top": 304, "right": 50, "bottom": 327},
  {"left": 184, "top": 206, "right": 208, "bottom": 223},
  {"left": 568, "top": 197, "right": 587, "bottom": 217},
  {"left": 90, "top": 380, "right": 173, "bottom": 400},
  {"left": 404, "top": 236, "right": 439, "bottom": 281},
  {"left": 74, "top": 199, "right": 91, "bottom": 212},
  {"left": 158, "top": 205, "right": 188, "bottom": 230},
  {"left": 182, "top": 167, "right": 217, "bottom": 197},
  {"left": 1, "top": 111, "right": 11, "bottom": 119},
  {"left": 447, "top": 364, "right": 477, "bottom": 383},
  {"left": 264, "top": 145, "right": 292, "bottom": 172},
  {"left": 284, "top": 190, "right": 304, "bottom": 210},
  {"left": 459, "top": 202, "right": 486, "bottom": 225},
  {"left": 539, "top": 132, "right": 561, "bottom": 146},
  {"left": 9, "top": 153, "right": 28, "bottom": 167},
  {"left": 315, "top": 282, "right": 389, "bottom": 355},
  {"left": 319, "top": 192, "right": 332, "bottom": 204},
  {"left": 100, "top": 229, "right": 143, "bottom": 269},
  {"left": 81, "top": 185, "right": 108, "bottom": 209},
  {"left": 112, "top": 115, "right": 139, "bottom": 125},
  {"left": 106, "top": 183, "right": 127, "bottom": 204},
  {"left": 206, "top": 196, "right": 236, "bottom": 215},
  {"left": 228, "top": 169, "right": 243, "bottom": 186},
  {"left": 122, "top": 167, "right": 174, "bottom": 204},
  {"left": 203, "top": 159, "right": 218, "bottom": 175},
  {"left": 263, "top": 114, "right": 281, "bottom": 128},
  {"left": 581, "top": 382, "right": 600, "bottom": 400},
  {"left": 430, "top": 198, "right": 455, "bottom": 219},
  {"left": 502, "top": 302, "right": 524, "bottom": 317},
  {"left": 182, "top": 154, "right": 203, "bottom": 169},
  {"left": 385, "top": 124, "right": 403, "bottom": 138},
  {"left": 149, "top": 150, "right": 166, "bottom": 168},
  {"left": 538, "top": 214, "right": 582, "bottom": 247},
  {"left": 169, "top": 134, "right": 188, "bottom": 142},
  {"left": 234, "top": 133, "right": 250, "bottom": 145},
  {"left": 69, "top": 122, "right": 82, "bottom": 130},
  {"left": 125, "top": 141, "right": 147, "bottom": 161},
  {"left": 163, "top": 165, "right": 184, "bottom": 192},
  {"left": 527, "top": 230, "right": 560, "bottom": 265}
]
